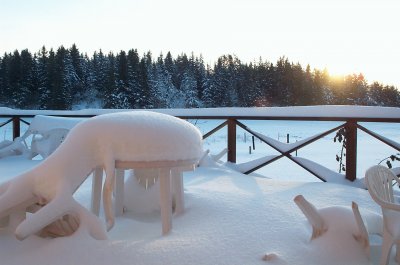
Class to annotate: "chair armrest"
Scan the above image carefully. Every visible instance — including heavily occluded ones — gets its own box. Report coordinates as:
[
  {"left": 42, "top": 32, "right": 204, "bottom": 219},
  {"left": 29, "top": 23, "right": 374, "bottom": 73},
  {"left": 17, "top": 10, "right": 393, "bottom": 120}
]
[
  {"left": 380, "top": 200, "right": 400, "bottom": 212},
  {"left": 393, "top": 174, "right": 400, "bottom": 187}
]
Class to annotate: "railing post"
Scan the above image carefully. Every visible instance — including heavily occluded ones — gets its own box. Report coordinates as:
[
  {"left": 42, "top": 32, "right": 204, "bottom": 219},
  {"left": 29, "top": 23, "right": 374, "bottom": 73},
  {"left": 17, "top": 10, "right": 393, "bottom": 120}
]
[
  {"left": 12, "top": 117, "right": 20, "bottom": 140},
  {"left": 345, "top": 120, "right": 357, "bottom": 181},
  {"left": 227, "top": 119, "right": 236, "bottom": 163}
]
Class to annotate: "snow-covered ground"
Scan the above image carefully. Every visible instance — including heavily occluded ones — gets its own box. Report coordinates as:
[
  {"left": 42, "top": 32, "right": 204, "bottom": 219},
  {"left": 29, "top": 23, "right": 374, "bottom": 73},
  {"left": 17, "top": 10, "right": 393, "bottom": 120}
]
[
  {"left": 0, "top": 106, "right": 399, "bottom": 264},
  {"left": 0, "top": 157, "right": 391, "bottom": 265}
]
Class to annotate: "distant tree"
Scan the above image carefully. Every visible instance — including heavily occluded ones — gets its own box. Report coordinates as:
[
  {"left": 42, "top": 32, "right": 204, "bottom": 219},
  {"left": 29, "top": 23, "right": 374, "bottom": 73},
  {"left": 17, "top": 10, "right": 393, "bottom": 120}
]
[
  {"left": 50, "top": 46, "right": 78, "bottom": 109},
  {"left": 274, "top": 57, "right": 294, "bottom": 105},
  {"left": 259, "top": 61, "right": 276, "bottom": 106},
  {"left": 42, "top": 49, "right": 57, "bottom": 109},
  {"left": 114, "top": 50, "right": 130, "bottom": 108},
  {"left": 164, "top": 51, "right": 176, "bottom": 83},
  {"left": 92, "top": 50, "right": 109, "bottom": 103},
  {"left": 0, "top": 53, "right": 11, "bottom": 105},
  {"left": 381, "top": 85, "right": 400, "bottom": 107},
  {"left": 19, "top": 49, "right": 37, "bottom": 108},
  {"left": 36, "top": 46, "right": 49, "bottom": 109},
  {"left": 291, "top": 63, "right": 306, "bottom": 106},
  {"left": 1, "top": 45, "right": 399, "bottom": 109},
  {"left": 150, "top": 53, "right": 179, "bottom": 108},
  {"left": 8, "top": 50, "right": 23, "bottom": 107},
  {"left": 194, "top": 55, "right": 208, "bottom": 104},
  {"left": 236, "top": 63, "right": 260, "bottom": 107},
  {"left": 135, "top": 53, "right": 153, "bottom": 108},
  {"left": 69, "top": 44, "right": 83, "bottom": 80},
  {"left": 203, "top": 56, "right": 231, "bottom": 107},
  {"left": 79, "top": 53, "right": 99, "bottom": 108},
  {"left": 127, "top": 49, "right": 141, "bottom": 107},
  {"left": 181, "top": 58, "right": 200, "bottom": 108},
  {"left": 367, "top": 82, "right": 385, "bottom": 106},
  {"left": 103, "top": 52, "right": 118, "bottom": 108},
  {"left": 69, "top": 44, "right": 84, "bottom": 100},
  {"left": 342, "top": 74, "right": 368, "bottom": 105}
]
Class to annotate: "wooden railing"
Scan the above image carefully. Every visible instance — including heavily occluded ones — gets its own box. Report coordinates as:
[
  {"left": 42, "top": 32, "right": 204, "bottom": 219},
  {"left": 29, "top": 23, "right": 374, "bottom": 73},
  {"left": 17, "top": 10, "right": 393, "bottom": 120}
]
[{"left": 1, "top": 106, "right": 400, "bottom": 182}]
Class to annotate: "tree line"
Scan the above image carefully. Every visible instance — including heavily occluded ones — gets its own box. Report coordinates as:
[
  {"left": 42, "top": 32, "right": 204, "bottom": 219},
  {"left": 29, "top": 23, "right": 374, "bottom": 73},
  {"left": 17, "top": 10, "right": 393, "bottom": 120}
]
[{"left": 0, "top": 44, "right": 398, "bottom": 110}]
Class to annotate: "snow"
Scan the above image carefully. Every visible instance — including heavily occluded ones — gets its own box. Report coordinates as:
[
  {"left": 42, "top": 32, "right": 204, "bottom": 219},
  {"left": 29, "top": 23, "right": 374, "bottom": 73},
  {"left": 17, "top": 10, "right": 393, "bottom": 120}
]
[
  {"left": 2, "top": 105, "right": 400, "bottom": 120},
  {"left": 0, "top": 111, "right": 204, "bottom": 241},
  {"left": 359, "top": 126, "right": 400, "bottom": 151},
  {"left": 0, "top": 107, "right": 399, "bottom": 264},
  {"left": 73, "top": 111, "right": 203, "bottom": 162},
  {"left": 0, "top": 161, "right": 391, "bottom": 265},
  {"left": 26, "top": 115, "right": 84, "bottom": 133},
  {"left": 227, "top": 155, "right": 280, "bottom": 173},
  {"left": 292, "top": 157, "right": 366, "bottom": 188}
]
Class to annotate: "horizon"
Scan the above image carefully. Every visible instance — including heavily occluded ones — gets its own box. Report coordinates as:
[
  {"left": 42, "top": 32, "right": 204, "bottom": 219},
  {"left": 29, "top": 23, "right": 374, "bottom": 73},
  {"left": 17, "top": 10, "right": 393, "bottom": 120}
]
[{"left": 1, "top": 0, "right": 399, "bottom": 88}]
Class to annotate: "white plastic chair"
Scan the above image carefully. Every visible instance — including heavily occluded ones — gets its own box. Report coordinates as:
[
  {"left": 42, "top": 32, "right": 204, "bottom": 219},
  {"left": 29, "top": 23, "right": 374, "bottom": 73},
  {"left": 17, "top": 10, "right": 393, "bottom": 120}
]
[
  {"left": 365, "top": 165, "right": 400, "bottom": 265},
  {"left": 30, "top": 128, "right": 69, "bottom": 159},
  {"left": 0, "top": 115, "right": 82, "bottom": 160}
]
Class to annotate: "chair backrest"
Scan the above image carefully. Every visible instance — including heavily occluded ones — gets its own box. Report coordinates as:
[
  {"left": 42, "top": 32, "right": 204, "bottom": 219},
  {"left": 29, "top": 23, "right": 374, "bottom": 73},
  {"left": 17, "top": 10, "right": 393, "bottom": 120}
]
[
  {"left": 30, "top": 128, "right": 70, "bottom": 159},
  {"left": 0, "top": 115, "right": 83, "bottom": 160},
  {"left": 365, "top": 165, "right": 397, "bottom": 206},
  {"left": 25, "top": 116, "right": 83, "bottom": 159},
  {"left": 26, "top": 115, "right": 83, "bottom": 135}
]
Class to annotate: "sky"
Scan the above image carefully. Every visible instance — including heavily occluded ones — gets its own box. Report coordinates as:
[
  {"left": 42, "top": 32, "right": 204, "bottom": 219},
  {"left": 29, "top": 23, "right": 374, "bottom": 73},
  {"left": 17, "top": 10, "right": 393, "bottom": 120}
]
[{"left": 1, "top": 0, "right": 399, "bottom": 87}]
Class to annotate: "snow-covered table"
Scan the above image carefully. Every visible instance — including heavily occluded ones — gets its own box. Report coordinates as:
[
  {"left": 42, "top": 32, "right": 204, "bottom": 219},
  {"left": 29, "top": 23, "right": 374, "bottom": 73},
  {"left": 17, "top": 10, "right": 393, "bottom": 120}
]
[{"left": 91, "top": 159, "right": 197, "bottom": 235}]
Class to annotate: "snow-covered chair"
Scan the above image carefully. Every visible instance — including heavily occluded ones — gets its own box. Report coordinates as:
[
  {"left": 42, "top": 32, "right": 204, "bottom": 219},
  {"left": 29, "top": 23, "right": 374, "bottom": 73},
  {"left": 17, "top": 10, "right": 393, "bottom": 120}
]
[
  {"left": 0, "top": 116, "right": 83, "bottom": 237},
  {"left": 0, "top": 115, "right": 82, "bottom": 160},
  {"left": 365, "top": 165, "right": 400, "bottom": 265},
  {"left": 30, "top": 128, "right": 70, "bottom": 159}
]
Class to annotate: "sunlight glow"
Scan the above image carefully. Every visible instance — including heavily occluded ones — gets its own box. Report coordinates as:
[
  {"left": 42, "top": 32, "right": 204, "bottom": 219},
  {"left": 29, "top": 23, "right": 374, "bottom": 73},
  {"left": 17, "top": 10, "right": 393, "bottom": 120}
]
[{"left": 0, "top": 0, "right": 399, "bottom": 87}]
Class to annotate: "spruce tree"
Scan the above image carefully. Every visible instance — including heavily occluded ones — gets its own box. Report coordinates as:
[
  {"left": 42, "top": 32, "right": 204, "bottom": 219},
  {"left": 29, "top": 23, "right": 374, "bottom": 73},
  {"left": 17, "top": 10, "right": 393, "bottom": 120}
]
[
  {"left": 203, "top": 57, "right": 230, "bottom": 107},
  {"left": 114, "top": 50, "right": 130, "bottom": 108},
  {"left": 93, "top": 50, "right": 109, "bottom": 103},
  {"left": 37, "top": 47, "right": 50, "bottom": 109},
  {"left": 194, "top": 55, "right": 208, "bottom": 103},
  {"left": 19, "top": 49, "right": 36, "bottom": 108},
  {"left": 181, "top": 66, "right": 199, "bottom": 108},
  {"left": 69, "top": 44, "right": 84, "bottom": 104},
  {"left": 44, "top": 49, "right": 56, "bottom": 109},
  {"left": 103, "top": 52, "right": 118, "bottom": 108},
  {"left": 0, "top": 53, "right": 11, "bottom": 105},
  {"left": 127, "top": 49, "right": 141, "bottom": 107},
  {"left": 135, "top": 55, "right": 153, "bottom": 108}
]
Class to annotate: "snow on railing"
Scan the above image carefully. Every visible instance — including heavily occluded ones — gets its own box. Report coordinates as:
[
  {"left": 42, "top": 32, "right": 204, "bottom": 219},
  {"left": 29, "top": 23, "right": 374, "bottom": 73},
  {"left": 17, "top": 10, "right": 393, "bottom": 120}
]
[{"left": 1, "top": 105, "right": 400, "bottom": 183}]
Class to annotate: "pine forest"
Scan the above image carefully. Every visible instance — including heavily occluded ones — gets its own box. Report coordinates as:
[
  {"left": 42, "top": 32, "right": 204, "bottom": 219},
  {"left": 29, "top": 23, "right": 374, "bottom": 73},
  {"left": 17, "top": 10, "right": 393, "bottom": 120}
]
[{"left": 0, "top": 44, "right": 399, "bottom": 110}]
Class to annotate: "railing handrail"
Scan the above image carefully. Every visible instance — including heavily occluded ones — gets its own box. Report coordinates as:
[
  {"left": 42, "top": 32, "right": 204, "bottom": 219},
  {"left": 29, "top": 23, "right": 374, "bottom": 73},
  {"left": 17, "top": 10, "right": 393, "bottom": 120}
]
[{"left": 1, "top": 106, "right": 400, "bottom": 123}]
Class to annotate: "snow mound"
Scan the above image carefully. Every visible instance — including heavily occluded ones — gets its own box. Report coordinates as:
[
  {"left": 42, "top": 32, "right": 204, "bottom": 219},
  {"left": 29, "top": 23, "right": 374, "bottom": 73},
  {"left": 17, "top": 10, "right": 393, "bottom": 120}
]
[{"left": 72, "top": 111, "right": 204, "bottom": 162}]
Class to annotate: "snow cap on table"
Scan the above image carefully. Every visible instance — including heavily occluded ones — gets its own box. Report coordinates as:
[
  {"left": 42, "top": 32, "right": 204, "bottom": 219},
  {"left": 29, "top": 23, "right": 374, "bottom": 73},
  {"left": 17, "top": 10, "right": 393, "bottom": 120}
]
[{"left": 67, "top": 111, "right": 204, "bottom": 162}]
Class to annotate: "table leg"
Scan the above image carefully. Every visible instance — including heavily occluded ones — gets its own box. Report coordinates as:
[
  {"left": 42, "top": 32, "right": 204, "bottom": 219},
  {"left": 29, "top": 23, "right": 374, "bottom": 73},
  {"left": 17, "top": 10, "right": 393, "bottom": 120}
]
[
  {"left": 115, "top": 169, "right": 125, "bottom": 216},
  {"left": 172, "top": 168, "right": 184, "bottom": 215},
  {"left": 159, "top": 168, "right": 172, "bottom": 235},
  {"left": 91, "top": 167, "right": 103, "bottom": 216}
]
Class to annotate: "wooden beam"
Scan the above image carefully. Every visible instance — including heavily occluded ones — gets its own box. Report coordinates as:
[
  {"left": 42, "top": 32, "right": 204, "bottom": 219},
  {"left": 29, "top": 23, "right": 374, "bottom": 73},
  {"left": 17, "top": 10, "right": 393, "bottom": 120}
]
[
  {"left": 202, "top": 120, "right": 227, "bottom": 140},
  {"left": 227, "top": 119, "right": 237, "bottom": 163},
  {"left": 345, "top": 120, "right": 357, "bottom": 181},
  {"left": 357, "top": 124, "right": 400, "bottom": 152},
  {"left": 12, "top": 117, "right": 20, "bottom": 140}
]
